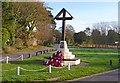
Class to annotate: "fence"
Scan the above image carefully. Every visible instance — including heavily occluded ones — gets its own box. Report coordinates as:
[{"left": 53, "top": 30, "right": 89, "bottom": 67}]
[
  {"left": 2, "top": 64, "right": 71, "bottom": 76},
  {"left": 1, "top": 48, "right": 71, "bottom": 75},
  {"left": 0, "top": 55, "right": 23, "bottom": 64}
]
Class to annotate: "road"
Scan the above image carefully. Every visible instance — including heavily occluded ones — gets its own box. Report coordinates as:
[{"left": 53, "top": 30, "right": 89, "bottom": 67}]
[
  {"left": 63, "top": 69, "right": 120, "bottom": 83},
  {"left": 0, "top": 48, "right": 56, "bottom": 61}
]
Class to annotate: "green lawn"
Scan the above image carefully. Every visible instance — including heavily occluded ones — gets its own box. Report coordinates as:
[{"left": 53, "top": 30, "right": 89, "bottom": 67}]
[{"left": 1, "top": 47, "right": 119, "bottom": 82}]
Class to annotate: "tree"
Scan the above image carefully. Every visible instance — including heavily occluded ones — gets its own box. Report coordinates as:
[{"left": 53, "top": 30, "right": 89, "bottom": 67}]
[
  {"left": 84, "top": 27, "right": 91, "bottom": 45},
  {"left": 2, "top": 2, "right": 55, "bottom": 47},
  {"left": 53, "top": 29, "right": 61, "bottom": 44},
  {"left": 12, "top": 2, "right": 53, "bottom": 46},
  {"left": 107, "top": 30, "right": 118, "bottom": 45},
  {"left": 74, "top": 31, "right": 87, "bottom": 44},
  {"left": 92, "top": 22, "right": 109, "bottom": 47},
  {"left": 58, "top": 24, "right": 75, "bottom": 44},
  {"left": 74, "top": 33, "right": 80, "bottom": 44},
  {"left": 84, "top": 27, "right": 91, "bottom": 36},
  {"left": 35, "top": 23, "right": 54, "bottom": 46},
  {"left": 91, "top": 29, "right": 101, "bottom": 45},
  {"left": 66, "top": 24, "right": 75, "bottom": 44},
  {"left": 2, "top": 2, "right": 17, "bottom": 47},
  {"left": 48, "top": 10, "right": 56, "bottom": 29},
  {"left": 2, "top": 28, "right": 10, "bottom": 49}
]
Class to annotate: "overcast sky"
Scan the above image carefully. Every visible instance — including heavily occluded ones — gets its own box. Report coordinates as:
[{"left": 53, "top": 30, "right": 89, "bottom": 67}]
[{"left": 46, "top": 2, "right": 118, "bottom": 32}]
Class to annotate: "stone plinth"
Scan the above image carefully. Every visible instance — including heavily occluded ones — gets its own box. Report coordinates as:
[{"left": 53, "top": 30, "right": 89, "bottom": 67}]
[
  {"left": 60, "top": 41, "right": 80, "bottom": 66},
  {"left": 62, "top": 58, "right": 80, "bottom": 66}
]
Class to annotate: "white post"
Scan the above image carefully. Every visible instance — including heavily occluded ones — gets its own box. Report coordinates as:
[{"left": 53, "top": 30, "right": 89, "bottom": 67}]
[
  {"left": 17, "top": 66, "right": 20, "bottom": 76},
  {"left": 68, "top": 63, "right": 70, "bottom": 70},
  {"left": 6, "top": 56, "right": 9, "bottom": 64},
  {"left": 21, "top": 55, "right": 23, "bottom": 61},
  {"left": 49, "top": 65, "right": 51, "bottom": 73}
]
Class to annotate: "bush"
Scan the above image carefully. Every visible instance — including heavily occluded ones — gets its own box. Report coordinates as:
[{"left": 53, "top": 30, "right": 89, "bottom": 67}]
[
  {"left": 3, "top": 46, "right": 17, "bottom": 54},
  {"left": 15, "top": 38, "right": 23, "bottom": 46}
]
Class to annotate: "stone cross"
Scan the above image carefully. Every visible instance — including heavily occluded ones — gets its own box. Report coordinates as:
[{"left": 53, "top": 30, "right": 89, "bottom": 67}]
[{"left": 54, "top": 8, "right": 73, "bottom": 41}]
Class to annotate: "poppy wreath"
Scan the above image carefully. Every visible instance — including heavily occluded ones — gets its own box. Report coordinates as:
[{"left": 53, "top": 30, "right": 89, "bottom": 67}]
[{"left": 44, "top": 50, "right": 63, "bottom": 67}]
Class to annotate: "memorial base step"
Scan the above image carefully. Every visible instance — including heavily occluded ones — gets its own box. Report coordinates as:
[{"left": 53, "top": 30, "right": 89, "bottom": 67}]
[{"left": 62, "top": 58, "right": 80, "bottom": 66}]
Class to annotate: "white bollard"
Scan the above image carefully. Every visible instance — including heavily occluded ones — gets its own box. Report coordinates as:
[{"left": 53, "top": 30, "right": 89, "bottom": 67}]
[
  {"left": 6, "top": 56, "right": 9, "bottom": 64},
  {"left": 49, "top": 65, "right": 51, "bottom": 73},
  {"left": 68, "top": 63, "right": 70, "bottom": 70},
  {"left": 17, "top": 66, "right": 20, "bottom": 76},
  {"left": 21, "top": 55, "right": 23, "bottom": 61}
]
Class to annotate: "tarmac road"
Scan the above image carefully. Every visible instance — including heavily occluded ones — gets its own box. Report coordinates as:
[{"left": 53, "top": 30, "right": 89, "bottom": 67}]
[
  {"left": 63, "top": 69, "right": 120, "bottom": 83},
  {"left": 1, "top": 48, "right": 55, "bottom": 61}
]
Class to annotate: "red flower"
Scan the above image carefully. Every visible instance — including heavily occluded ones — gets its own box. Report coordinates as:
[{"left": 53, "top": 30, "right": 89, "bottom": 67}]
[{"left": 44, "top": 50, "right": 63, "bottom": 67}]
